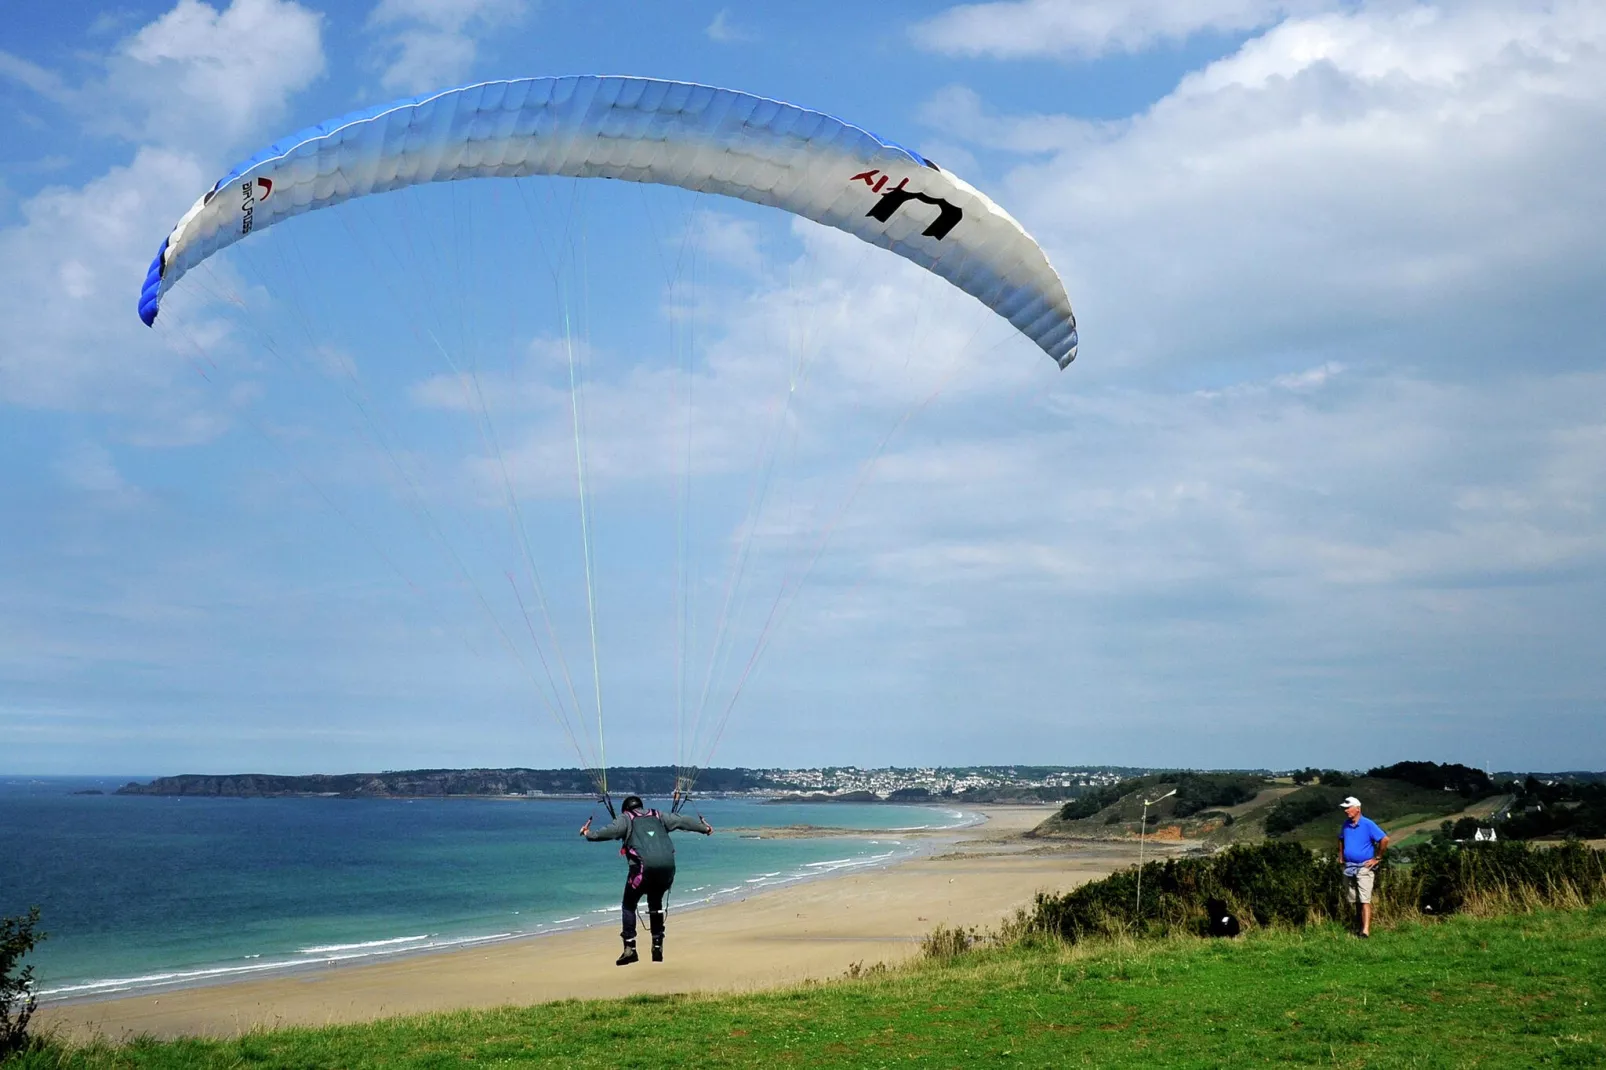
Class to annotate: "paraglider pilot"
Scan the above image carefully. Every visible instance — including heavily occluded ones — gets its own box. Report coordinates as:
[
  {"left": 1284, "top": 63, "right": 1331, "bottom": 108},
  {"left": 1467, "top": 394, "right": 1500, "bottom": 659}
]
[{"left": 582, "top": 793, "right": 713, "bottom": 965}]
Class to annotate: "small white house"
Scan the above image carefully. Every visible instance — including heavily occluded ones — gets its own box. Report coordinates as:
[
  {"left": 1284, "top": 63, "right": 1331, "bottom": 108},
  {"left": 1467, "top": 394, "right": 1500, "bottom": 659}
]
[{"left": 1473, "top": 827, "right": 1497, "bottom": 842}]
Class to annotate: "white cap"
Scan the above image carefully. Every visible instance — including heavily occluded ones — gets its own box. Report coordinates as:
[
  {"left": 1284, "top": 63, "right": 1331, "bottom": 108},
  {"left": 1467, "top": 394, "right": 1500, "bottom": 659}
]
[{"left": 1340, "top": 796, "right": 1362, "bottom": 809}]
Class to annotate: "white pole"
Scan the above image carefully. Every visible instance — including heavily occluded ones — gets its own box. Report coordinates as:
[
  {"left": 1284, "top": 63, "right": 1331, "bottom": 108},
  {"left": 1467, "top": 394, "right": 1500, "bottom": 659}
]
[
  {"left": 1137, "top": 800, "right": 1147, "bottom": 915},
  {"left": 1136, "top": 788, "right": 1178, "bottom": 918}
]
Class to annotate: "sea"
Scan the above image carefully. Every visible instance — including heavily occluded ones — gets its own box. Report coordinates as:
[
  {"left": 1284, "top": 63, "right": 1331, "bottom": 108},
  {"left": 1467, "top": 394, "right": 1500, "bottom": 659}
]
[{"left": 0, "top": 776, "right": 973, "bottom": 1003}]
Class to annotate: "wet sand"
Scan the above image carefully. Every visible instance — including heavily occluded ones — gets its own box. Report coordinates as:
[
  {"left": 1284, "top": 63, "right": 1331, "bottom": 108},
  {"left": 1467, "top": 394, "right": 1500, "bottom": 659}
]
[{"left": 40, "top": 806, "right": 1166, "bottom": 1043}]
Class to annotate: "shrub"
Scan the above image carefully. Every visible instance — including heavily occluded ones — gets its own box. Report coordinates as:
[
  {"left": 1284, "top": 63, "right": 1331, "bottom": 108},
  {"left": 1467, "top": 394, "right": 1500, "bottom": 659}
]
[
  {"left": 1025, "top": 842, "right": 1346, "bottom": 944},
  {"left": 1058, "top": 779, "right": 1143, "bottom": 821},
  {"left": 920, "top": 924, "right": 982, "bottom": 961},
  {"left": 1, "top": 907, "right": 44, "bottom": 1059},
  {"left": 1499, "top": 779, "right": 1606, "bottom": 840},
  {"left": 1021, "top": 838, "right": 1606, "bottom": 951},
  {"left": 1367, "top": 761, "right": 1493, "bottom": 798},
  {"left": 1292, "top": 768, "right": 1350, "bottom": 786},
  {"left": 1058, "top": 774, "right": 1261, "bottom": 824},
  {"left": 1264, "top": 787, "right": 1342, "bottom": 837},
  {"left": 1172, "top": 773, "right": 1261, "bottom": 817},
  {"left": 1392, "top": 841, "right": 1606, "bottom": 916}
]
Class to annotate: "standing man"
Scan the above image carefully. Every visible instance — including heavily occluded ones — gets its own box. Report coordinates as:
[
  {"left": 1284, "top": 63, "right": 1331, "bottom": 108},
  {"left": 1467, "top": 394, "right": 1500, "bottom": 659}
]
[
  {"left": 582, "top": 794, "right": 713, "bottom": 965},
  {"left": 1338, "top": 795, "right": 1389, "bottom": 938}
]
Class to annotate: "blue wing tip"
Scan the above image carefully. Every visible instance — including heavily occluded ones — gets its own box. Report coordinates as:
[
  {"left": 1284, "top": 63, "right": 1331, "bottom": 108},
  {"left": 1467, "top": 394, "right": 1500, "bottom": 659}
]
[{"left": 138, "top": 239, "right": 168, "bottom": 326}]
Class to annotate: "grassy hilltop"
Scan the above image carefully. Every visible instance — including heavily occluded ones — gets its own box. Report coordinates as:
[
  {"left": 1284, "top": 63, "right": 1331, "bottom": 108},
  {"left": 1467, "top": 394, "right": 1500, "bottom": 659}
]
[
  {"left": 20, "top": 908, "right": 1605, "bottom": 1068},
  {"left": 1031, "top": 763, "right": 1512, "bottom": 849}
]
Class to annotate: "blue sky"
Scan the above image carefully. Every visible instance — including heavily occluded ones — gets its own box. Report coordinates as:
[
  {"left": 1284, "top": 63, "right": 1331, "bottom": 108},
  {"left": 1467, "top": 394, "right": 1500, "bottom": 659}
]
[{"left": 2, "top": 0, "right": 1603, "bottom": 777}]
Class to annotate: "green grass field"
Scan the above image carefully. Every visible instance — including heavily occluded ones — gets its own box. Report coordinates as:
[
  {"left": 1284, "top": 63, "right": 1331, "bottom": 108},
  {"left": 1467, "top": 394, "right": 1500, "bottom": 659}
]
[{"left": 19, "top": 906, "right": 1604, "bottom": 1069}]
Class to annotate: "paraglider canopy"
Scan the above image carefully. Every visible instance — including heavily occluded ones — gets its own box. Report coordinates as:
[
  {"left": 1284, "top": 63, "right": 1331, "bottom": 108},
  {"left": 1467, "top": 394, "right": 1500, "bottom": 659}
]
[{"left": 138, "top": 75, "right": 1077, "bottom": 367}]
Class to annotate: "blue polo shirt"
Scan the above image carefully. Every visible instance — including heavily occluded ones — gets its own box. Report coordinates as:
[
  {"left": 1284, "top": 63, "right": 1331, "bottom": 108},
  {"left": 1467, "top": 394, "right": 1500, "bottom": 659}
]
[{"left": 1340, "top": 815, "right": 1387, "bottom": 864}]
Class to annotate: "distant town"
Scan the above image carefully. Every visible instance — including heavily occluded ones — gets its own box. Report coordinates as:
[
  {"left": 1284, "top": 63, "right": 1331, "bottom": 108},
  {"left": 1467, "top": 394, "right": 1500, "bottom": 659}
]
[
  {"left": 758, "top": 765, "right": 1137, "bottom": 800},
  {"left": 113, "top": 765, "right": 1152, "bottom": 801}
]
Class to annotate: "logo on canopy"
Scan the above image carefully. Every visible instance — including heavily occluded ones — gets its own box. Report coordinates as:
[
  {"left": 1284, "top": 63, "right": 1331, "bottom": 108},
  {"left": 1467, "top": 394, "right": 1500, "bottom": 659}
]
[
  {"left": 849, "top": 170, "right": 962, "bottom": 240},
  {"left": 239, "top": 178, "right": 274, "bottom": 235}
]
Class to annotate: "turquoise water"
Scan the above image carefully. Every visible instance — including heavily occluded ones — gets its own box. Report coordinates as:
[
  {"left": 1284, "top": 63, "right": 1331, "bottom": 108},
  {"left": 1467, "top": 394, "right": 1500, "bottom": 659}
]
[{"left": 0, "top": 777, "right": 969, "bottom": 1001}]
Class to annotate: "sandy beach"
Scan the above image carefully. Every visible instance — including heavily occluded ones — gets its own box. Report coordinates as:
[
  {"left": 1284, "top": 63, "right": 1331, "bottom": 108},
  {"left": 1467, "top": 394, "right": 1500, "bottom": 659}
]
[{"left": 40, "top": 806, "right": 1166, "bottom": 1043}]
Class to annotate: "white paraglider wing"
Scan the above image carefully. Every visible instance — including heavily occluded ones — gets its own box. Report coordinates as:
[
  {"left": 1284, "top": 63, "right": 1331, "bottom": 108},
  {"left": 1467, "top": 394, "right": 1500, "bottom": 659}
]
[{"left": 138, "top": 75, "right": 1077, "bottom": 366}]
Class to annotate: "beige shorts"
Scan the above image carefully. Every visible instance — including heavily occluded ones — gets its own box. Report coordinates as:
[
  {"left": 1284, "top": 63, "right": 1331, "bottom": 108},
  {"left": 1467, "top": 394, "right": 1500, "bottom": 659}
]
[{"left": 1345, "top": 866, "right": 1376, "bottom": 905}]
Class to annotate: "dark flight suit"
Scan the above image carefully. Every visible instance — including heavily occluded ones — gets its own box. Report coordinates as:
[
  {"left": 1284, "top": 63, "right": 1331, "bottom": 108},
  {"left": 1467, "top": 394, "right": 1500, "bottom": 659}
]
[{"left": 585, "top": 808, "right": 711, "bottom": 946}]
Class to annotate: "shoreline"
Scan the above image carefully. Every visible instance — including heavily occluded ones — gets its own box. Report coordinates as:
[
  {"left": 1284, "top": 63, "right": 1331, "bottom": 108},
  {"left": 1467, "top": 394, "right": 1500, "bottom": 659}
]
[
  {"left": 35, "top": 807, "right": 985, "bottom": 1007},
  {"left": 39, "top": 806, "right": 1179, "bottom": 1043},
  {"left": 35, "top": 837, "right": 930, "bottom": 1007}
]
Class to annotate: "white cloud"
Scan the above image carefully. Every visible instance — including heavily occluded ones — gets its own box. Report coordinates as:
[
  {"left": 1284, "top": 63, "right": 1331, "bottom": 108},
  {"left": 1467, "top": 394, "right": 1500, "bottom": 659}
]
[
  {"left": 920, "top": 85, "right": 1098, "bottom": 155},
  {"left": 737, "top": 360, "right": 1606, "bottom": 764},
  {"left": 4, "top": 0, "right": 323, "bottom": 157},
  {"left": 704, "top": 1, "right": 1606, "bottom": 765},
  {"left": 53, "top": 441, "right": 150, "bottom": 509},
  {"left": 957, "top": 0, "right": 1606, "bottom": 377},
  {"left": 0, "top": 0, "right": 325, "bottom": 416},
  {"left": 412, "top": 217, "right": 1041, "bottom": 507},
  {"left": 912, "top": 0, "right": 1314, "bottom": 60},
  {"left": 706, "top": 9, "right": 755, "bottom": 44},
  {"left": 693, "top": 212, "right": 767, "bottom": 273},
  {"left": 0, "top": 148, "right": 209, "bottom": 410},
  {"left": 366, "top": 0, "right": 529, "bottom": 95},
  {"left": 0, "top": 49, "right": 76, "bottom": 105},
  {"left": 111, "top": 0, "right": 325, "bottom": 151}
]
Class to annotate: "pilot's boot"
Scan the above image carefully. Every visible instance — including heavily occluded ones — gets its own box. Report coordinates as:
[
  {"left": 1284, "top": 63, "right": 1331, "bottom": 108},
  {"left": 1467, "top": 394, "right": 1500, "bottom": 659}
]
[
  {"left": 616, "top": 938, "right": 638, "bottom": 966},
  {"left": 650, "top": 911, "right": 666, "bottom": 961}
]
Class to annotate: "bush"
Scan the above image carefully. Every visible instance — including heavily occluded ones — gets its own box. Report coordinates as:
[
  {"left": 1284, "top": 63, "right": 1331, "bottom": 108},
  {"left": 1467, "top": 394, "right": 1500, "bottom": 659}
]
[
  {"left": 1025, "top": 842, "right": 1346, "bottom": 944},
  {"left": 1058, "top": 779, "right": 1144, "bottom": 821},
  {"left": 1172, "top": 773, "right": 1261, "bottom": 817},
  {"left": 1291, "top": 768, "right": 1350, "bottom": 786},
  {"left": 1057, "top": 774, "right": 1260, "bottom": 824},
  {"left": 920, "top": 924, "right": 982, "bottom": 961},
  {"left": 1394, "top": 841, "right": 1606, "bottom": 915},
  {"left": 1, "top": 907, "right": 44, "bottom": 1059},
  {"left": 1019, "top": 839, "right": 1606, "bottom": 952},
  {"left": 1499, "top": 778, "right": 1606, "bottom": 840},
  {"left": 1368, "top": 761, "right": 1493, "bottom": 798},
  {"left": 1264, "top": 787, "right": 1342, "bottom": 837}
]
